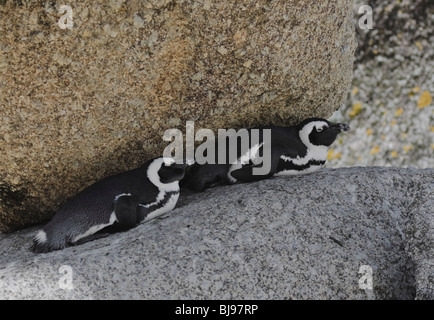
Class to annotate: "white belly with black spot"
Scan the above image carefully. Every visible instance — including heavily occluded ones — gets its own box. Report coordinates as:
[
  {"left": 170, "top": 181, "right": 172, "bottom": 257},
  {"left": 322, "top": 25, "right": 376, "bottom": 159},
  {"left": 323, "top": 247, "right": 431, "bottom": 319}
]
[{"left": 276, "top": 146, "right": 327, "bottom": 176}]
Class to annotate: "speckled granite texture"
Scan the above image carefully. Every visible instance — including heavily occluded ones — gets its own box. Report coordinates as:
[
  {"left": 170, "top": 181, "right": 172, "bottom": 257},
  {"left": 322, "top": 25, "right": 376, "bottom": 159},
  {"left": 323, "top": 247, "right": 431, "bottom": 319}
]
[
  {"left": 329, "top": 0, "right": 433, "bottom": 168},
  {"left": 0, "top": 167, "right": 432, "bottom": 299},
  {"left": 0, "top": 0, "right": 356, "bottom": 232}
]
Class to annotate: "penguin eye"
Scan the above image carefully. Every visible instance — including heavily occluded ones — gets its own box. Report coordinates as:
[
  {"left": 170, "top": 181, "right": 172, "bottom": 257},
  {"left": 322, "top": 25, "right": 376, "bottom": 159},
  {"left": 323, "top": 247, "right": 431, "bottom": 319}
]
[{"left": 316, "top": 126, "right": 323, "bottom": 132}]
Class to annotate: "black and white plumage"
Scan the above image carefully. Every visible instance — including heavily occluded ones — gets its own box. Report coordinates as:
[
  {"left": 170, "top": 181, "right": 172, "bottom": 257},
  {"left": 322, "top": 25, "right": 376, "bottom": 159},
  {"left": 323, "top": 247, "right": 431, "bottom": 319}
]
[
  {"left": 273, "top": 118, "right": 350, "bottom": 176},
  {"left": 182, "top": 118, "right": 350, "bottom": 191},
  {"left": 31, "top": 157, "right": 186, "bottom": 253}
]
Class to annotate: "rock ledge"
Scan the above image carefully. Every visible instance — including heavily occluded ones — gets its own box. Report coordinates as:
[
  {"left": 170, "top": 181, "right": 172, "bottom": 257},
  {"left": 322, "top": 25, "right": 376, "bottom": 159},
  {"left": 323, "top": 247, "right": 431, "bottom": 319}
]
[{"left": 0, "top": 167, "right": 432, "bottom": 299}]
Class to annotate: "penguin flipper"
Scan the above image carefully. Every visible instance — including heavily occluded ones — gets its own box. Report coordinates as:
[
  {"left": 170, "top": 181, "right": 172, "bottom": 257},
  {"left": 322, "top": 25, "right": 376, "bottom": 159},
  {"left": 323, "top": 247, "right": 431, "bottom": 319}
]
[
  {"left": 230, "top": 166, "right": 273, "bottom": 182},
  {"left": 30, "top": 237, "right": 54, "bottom": 253},
  {"left": 107, "top": 195, "right": 141, "bottom": 232},
  {"left": 230, "top": 155, "right": 279, "bottom": 182},
  {"left": 183, "top": 163, "right": 231, "bottom": 192}
]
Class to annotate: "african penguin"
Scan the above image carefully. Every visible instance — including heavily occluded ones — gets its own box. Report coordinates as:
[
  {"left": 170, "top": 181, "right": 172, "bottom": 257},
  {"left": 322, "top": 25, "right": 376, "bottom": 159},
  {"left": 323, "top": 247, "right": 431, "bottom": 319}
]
[
  {"left": 274, "top": 118, "right": 350, "bottom": 176},
  {"left": 182, "top": 118, "right": 349, "bottom": 191},
  {"left": 31, "top": 157, "right": 186, "bottom": 253}
]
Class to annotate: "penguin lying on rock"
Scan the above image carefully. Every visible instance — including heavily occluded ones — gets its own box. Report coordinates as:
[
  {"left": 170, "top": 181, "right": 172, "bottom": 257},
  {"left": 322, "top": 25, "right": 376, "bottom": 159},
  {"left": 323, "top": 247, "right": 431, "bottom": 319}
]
[
  {"left": 31, "top": 157, "right": 186, "bottom": 253},
  {"left": 182, "top": 118, "right": 350, "bottom": 192}
]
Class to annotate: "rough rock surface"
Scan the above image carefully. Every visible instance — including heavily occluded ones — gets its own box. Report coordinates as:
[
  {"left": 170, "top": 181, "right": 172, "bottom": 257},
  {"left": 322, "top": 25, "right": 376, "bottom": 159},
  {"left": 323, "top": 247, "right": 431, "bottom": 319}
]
[
  {"left": 0, "top": 167, "right": 432, "bottom": 299},
  {"left": 0, "top": 0, "right": 356, "bottom": 233},
  {"left": 329, "top": 0, "right": 433, "bottom": 168}
]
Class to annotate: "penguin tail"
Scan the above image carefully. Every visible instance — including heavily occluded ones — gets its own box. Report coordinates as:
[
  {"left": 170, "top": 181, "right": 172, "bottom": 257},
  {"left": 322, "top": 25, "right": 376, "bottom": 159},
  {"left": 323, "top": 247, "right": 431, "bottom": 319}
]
[
  {"left": 30, "top": 230, "right": 50, "bottom": 253},
  {"left": 29, "top": 229, "right": 65, "bottom": 253},
  {"left": 29, "top": 230, "right": 49, "bottom": 253},
  {"left": 30, "top": 240, "right": 50, "bottom": 253}
]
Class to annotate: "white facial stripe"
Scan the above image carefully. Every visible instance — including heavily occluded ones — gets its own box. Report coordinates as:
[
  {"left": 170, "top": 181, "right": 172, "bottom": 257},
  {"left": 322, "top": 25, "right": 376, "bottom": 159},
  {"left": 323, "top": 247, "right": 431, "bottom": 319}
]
[
  {"left": 147, "top": 157, "right": 179, "bottom": 192},
  {"left": 298, "top": 121, "right": 329, "bottom": 148},
  {"left": 162, "top": 157, "right": 176, "bottom": 166},
  {"left": 140, "top": 158, "right": 181, "bottom": 221},
  {"left": 293, "top": 121, "right": 329, "bottom": 166},
  {"left": 72, "top": 211, "right": 117, "bottom": 243}
]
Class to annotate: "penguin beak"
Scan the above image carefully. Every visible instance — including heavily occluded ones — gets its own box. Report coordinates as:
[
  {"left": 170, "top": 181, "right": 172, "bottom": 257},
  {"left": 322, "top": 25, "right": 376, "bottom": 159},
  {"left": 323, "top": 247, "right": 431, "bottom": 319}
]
[
  {"left": 331, "top": 123, "right": 350, "bottom": 132},
  {"left": 339, "top": 123, "right": 350, "bottom": 132}
]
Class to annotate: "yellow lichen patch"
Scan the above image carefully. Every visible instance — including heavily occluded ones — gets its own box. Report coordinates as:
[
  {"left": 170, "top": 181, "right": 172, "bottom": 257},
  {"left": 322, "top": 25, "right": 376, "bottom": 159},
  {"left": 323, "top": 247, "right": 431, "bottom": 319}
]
[
  {"left": 401, "top": 132, "right": 408, "bottom": 139},
  {"left": 370, "top": 146, "right": 380, "bottom": 155},
  {"left": 327, "top": 149, "right": 342, "bottom": 161},
  {"left": 431, "top": 144, "right": 434, "bottom": 150},
  {"left": 394, "top": 108, "right": 403, "bottom": 116},
  {"left": 418, "top": 91, "right": 432, "bottom": 109},
  {"left": 431, "top": 126, "right": 434, "bottom": 133},
  {"left": 390, "top": 151, "right": 398, "bottom": 158},
  {"left": 403, "top": 145, "right": 414, "bottom": 153},
  {"left": 352, "top": 87, "right": 358, "bottom": 95},
  {"left": 415, "top": 41, "right": 423, "bottom": 50},
  {"left": 391, "top": 120, "right": 397, "bottom": 126},
  {"left": 409, "top": 86, "right": 420, "bottom": 97},
  {"left": 366, "top": 128, "right": 373, "bottom": 136},
  {"left": 349, "top": 102, "right": 362, "bottom": 118}
]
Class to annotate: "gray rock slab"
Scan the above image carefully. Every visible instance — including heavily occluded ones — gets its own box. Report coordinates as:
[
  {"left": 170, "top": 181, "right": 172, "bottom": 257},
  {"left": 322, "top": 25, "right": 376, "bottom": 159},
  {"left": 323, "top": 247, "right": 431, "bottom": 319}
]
[{"left": 0, "top": 167, "right": 432, "bottom": 299}]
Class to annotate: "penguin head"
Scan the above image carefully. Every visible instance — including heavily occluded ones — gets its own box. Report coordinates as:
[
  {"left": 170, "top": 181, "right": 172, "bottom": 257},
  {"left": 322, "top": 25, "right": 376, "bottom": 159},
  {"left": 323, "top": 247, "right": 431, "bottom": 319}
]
[
  {"left": 158, "top": 158, "right": 187, "bottom": 184},
  {"left": 147, "top": 157, "right": 187, "bottom": 191},
  {"left": 298, "top": 118, "right": 350, "bottom": 147}
]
